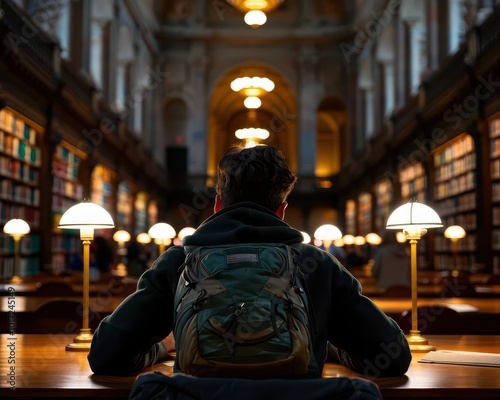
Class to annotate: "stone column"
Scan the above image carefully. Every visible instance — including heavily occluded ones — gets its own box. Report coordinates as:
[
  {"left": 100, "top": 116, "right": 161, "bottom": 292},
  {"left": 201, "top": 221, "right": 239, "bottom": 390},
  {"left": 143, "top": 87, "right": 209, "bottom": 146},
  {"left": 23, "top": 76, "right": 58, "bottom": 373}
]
[
  {"left": 187, "top": 42, "right": 208, "bottom": 176},
  {"left": 297, "top": 44, "right": 318, "bottom": 177}
]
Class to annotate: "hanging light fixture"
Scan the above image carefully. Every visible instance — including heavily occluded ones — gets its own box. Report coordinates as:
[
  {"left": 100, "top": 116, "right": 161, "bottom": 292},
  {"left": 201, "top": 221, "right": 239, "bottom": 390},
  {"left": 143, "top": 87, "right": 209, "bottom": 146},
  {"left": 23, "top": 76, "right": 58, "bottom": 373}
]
[
  {"left": 234, "top": 110, "right": 271, "bottom": 148},
  {"left": 227, "top": 0, "right": 284, "bottom": 28},
  {"left": 231, "top": 76, "right": 274, "bottom": 109}
]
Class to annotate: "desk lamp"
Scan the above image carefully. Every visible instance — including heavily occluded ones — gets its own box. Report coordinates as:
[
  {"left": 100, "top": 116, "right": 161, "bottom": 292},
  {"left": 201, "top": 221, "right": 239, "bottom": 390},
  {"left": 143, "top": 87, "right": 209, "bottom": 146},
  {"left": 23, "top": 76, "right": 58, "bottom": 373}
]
[
  {"left": 58, "top": 199, "right": 114, "bottom": 351},
  {"left": 3, "top": 218, "right": 30, "bottom": 284},
  {"left": 300, "top": 231, "right": 311, "bottom": 244},
  {"left": 444, "top": 225, "right": 466, "bottom": 272},
  {"left": 314, "top": 224, "right": 342, "bottom": 251},
  {"left": 148, "top": 222, "right": 176, "bottom": 254},
  {"left": 386, "top": 199, "right": 442, "bottom": 352},
  {"left": 175, "top": 227, "right": 195, "bottom": 245},
  {"left": 113, "top": 230, "right": 131, "bottom": 276},
  {"left": 365, "top": 233, "right": 382, "bottom": 246}
]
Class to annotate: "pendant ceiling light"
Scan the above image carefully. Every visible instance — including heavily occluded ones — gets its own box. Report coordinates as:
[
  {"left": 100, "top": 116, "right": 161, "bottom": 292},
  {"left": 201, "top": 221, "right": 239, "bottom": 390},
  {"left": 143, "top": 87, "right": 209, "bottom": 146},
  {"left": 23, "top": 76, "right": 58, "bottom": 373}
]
[
  {"left": 227, "top": 0, "right": 284, "bottom": 28},
  {"left": 231, "top": 76, "right": 274, "bottom": 109}
]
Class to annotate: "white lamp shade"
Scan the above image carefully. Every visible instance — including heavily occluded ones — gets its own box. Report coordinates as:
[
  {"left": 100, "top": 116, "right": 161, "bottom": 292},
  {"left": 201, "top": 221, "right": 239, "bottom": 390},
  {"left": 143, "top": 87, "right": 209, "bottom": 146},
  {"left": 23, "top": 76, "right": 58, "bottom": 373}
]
[
  {"left": 386, "top": 201, "right": 443, "bottom": 229},
  {"left": 58, "top": 201, "right": 115, "bottom": 229},
  {"left": 244, "top": 96, "right": 261, "bottom": 109},
  {"left": 354, "top": 235, "right": 366, "bottom": 246},
  {"left": 342, "top": 234, "right": 355, "bottom": 245},
  {"left": 300, "top": 231, "right": 311, "bottom": 244},
  {"left": 148, "top": 222, "right": 176, "bottom": 240},
  {"left": 3, "top": 219, "right": 30, "bottom": 236},
  {"left": 244, "top": 10, "right": 267, "bottom": 26},
  {"left": 178, "top": 227, "right": 196, "bottom": 240},
  {"left": 444, "top": 225, "right": 466, "bottom": 239},
  {"left": 113, "top": 230, "right": 131, "bottom": 243},
  {"left": 314, "top": 224, "right": 342, "bottom": 241},
  {"left": 136, "top": 232, "right": 152, "bottom": 244},
  {"left": 365, "top": 232, "right": 382, "bottom": 245}
]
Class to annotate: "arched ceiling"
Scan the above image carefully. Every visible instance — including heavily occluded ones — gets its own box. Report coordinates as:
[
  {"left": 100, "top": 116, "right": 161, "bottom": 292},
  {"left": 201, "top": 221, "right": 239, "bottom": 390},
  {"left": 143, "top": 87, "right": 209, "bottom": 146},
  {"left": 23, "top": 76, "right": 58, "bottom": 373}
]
[{"left": 208, "top": 63, "right": 297, "bottom": 172}]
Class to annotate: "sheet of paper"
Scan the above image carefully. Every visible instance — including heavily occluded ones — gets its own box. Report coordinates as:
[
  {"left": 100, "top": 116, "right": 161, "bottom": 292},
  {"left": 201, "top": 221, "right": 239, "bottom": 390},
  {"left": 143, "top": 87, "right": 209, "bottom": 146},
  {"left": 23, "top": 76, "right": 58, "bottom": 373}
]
[
  {"left": 419, "top": 350, "right": 500, "bottom": 367},
  {"left": 444, "top": 303, "right": 479, "bottom": 313}
]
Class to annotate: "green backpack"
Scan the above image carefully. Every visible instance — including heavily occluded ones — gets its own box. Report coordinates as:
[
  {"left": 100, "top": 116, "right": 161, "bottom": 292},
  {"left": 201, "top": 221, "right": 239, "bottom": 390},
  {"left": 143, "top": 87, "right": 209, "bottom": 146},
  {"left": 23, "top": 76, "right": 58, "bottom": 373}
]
[{"left": 173, "top": 243, "right": 319, "bottom": 378}]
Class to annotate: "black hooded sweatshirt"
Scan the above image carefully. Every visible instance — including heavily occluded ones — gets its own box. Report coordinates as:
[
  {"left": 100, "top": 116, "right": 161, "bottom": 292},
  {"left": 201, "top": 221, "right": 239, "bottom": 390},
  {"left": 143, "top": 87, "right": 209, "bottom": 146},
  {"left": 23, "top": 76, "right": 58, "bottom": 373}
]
[{"left": 88, "top": 202, "right": 411, "bottom": 377}]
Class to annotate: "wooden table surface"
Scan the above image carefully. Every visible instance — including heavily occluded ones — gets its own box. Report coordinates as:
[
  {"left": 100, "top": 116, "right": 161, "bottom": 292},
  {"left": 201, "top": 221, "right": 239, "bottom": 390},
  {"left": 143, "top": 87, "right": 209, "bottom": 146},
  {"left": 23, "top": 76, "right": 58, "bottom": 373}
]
[{"left": 1, "top": 334, "right": 499, "bottom": 399}]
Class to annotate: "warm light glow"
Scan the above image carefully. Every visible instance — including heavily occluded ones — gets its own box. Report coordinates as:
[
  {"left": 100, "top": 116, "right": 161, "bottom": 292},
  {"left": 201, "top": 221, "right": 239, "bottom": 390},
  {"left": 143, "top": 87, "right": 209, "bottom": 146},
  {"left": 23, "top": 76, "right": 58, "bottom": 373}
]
[
  {"left": 154, "top": 238, "right": 172, "bottom": 246},
  {"left": 385, "top": 199, "right": 442, "bottom": 353},
  {"left": 235, "top": 127, "right": 270, "bottom": 140},
  {"left": 113, "top": 230, "right": 131, "bottom": 243},
  {"left": 58, "top": 200, "right": 115, "bottom": 230},
  {"left": 386, "top": 200, "right": 442, "bottom": 231},
  {"left": 301, "top": 231, "right": 311, "bottom": 244},
  {"left": 354, "top": 236, "right": 366, "bottom": 246},
  {"left": 136, "top": 232, "right": 151, "bottom": 244},
  {"left": 58, "top": 199, "right": 114, "bottom": 352},
  {"left": 333, "top": 238, "right": 344, "bottom": 247},
  {"left": 444, "top": 225, "right": 466, "bottom": 240},
  {"left": 396, "top": 231, "right": 407, "bottom": 243},
  {"left": 3, "top": 219, "right": 30, "bottom": 239},
  {"left": 178, "top": 227, "right": 196, "bottom": 240},
  {"left": 227, "top": 0, "right": 283, "bottom": 27},
  {"left": 244, "top": 96, "right": 262, "bottom": 109},
  {"left": 314, "top": 224, "right": 342, "bottom": 241},
  {"left": 149, "top": 223, "right": 176, "bottom": 240},
  {"left": 244, "top": 9, "right": 267, "bottom": 26},
  {"left": 342, "top": 234, "right": 355, "bottom": 245},
  {"left": 230, "top": 76, "right": 275, "bottom": 93},
  {"left": 365, "top": 232, "right": 382, "bottom": 245}
]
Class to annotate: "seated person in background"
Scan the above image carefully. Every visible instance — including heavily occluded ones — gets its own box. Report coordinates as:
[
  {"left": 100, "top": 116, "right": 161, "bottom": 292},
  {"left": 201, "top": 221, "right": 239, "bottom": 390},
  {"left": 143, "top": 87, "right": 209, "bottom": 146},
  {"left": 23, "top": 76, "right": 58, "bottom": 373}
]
[
  {"left": 344, "top": 244, "right": 365, "bottom": 269},
  {"left": 371, "top": 231, "right": 410, "bottom": 290},
  {"left": 88, "top": 145, "right": 411, "bottom": 378}
]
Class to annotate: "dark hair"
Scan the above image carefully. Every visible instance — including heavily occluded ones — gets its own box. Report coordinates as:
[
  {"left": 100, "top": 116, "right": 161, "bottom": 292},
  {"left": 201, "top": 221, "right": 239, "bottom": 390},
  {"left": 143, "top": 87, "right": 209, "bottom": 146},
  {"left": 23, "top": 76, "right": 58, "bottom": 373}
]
[{"left": 216, "top": 145, "right": 297, "bottom": 211}]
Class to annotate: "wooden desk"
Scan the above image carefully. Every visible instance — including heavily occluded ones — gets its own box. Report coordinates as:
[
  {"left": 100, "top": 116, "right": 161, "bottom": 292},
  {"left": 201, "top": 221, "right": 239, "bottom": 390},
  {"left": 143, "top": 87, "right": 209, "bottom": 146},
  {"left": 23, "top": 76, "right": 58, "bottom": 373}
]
[
  {"left": 1, "top": 334, "right": 499, "bottom": 399},
  {"left": 372, "top": 297, "right": 500, "bottom": 334},
  {"left": 0, "top": 276, "right": 137, "bottom": 297}
]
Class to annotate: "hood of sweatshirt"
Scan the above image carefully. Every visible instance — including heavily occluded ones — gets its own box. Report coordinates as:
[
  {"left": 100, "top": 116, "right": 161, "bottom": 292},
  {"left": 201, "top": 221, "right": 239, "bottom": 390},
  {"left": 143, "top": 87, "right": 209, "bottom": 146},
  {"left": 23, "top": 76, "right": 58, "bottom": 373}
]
[{"left": 182, "top": 202, "right": 303, "bottom": 248}]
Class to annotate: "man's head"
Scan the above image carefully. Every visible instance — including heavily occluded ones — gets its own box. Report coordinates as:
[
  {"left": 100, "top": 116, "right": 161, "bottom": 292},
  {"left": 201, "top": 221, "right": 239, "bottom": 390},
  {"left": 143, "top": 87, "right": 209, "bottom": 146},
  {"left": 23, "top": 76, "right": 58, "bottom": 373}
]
[{"left": 215, "top": 145, "right": 297, "bottom": 214}]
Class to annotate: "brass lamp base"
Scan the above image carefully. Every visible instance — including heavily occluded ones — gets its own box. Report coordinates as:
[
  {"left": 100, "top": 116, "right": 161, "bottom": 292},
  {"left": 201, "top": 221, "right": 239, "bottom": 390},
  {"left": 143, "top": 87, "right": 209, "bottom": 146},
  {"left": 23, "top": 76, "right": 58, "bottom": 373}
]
[
  {"left": 407, "top": 330, "right": 436, "bottom": 352},
  {"left": 66, "top": 328, "right": 93, "bottom": 352}
]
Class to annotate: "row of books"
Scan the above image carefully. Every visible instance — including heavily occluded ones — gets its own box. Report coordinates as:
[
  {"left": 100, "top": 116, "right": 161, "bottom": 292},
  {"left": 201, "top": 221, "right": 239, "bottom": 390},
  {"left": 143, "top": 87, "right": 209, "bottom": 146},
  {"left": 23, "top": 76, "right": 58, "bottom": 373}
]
[
  {"left": 434, "top": 153, "right": 476, "bottom": 182},
  {"left": 441, "top": 212, "right": 477, "bottom": 231},
  {"left": 490, "top": 158, "right": 500, "bottom": 180},
  {"left": 492, "top": 207, "right": 500, "bottom": 226},
  {"left": 52, "top": 176, "right": 83, "bottom": 200},
  {"left": 0, "top": 203, "right": 39, "bottom": 227},
  {"left": 52, "top": 194, "right": 80, "bottom": 214},
  {"left": 0, "top": 256, "right": 40, "bottom": 279},
  {"left": 51, "top": 234, "right": 81, "bottom": 253},
  {"left": 435, "top": 235, "right": 476, "bottom": 252},
  {"left": 492, "top": 229, "right": 500, "bottom": 251},
  {"left": 493, "top": 182, "right": 500, "bottom": 202},
  {"left": 0, "top": 155, "right": 39, "bottom": 184},
  {"left": 0, "top": 131, "right": 41, "bottom": 166},
  {"left": 52, "top": 158, "right": 79, "bottom": 181},
  {"left": 434, "top": 254, "right": 476, "bottom": 271},
  {"left": 0, "top": 180, "right": 40, "bottom": 206},
  {"left": 489, "top": 118, "right": 500, "bottom": 139},
  {"left": 0, "top": 233, "right": 40, "bottom": 253},
  {"left": 401, "top": 176, "right": 426, "bottom": 199},
  {"left": 435, "top": 171, "right": 476, "bottom": 199},
  {"left": 0, "top": 109, "right": 37, "bottom": 144},
  {"left": 490, "top": 137, "right": 500, "bottom": 158},
  {"left": 433, "top": 135, "right": 475, "bottom": 166},
  {"left": 436, "top": 192, "right": 476, "bottom": 217}
]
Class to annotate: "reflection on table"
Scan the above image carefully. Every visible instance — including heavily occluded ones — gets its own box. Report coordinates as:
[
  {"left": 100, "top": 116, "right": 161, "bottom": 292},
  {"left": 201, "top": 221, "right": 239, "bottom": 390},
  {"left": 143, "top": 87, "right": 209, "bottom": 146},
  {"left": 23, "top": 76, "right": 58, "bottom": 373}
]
[{"left": 1, "top": 334, "right": 499, "bottom": 399}]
